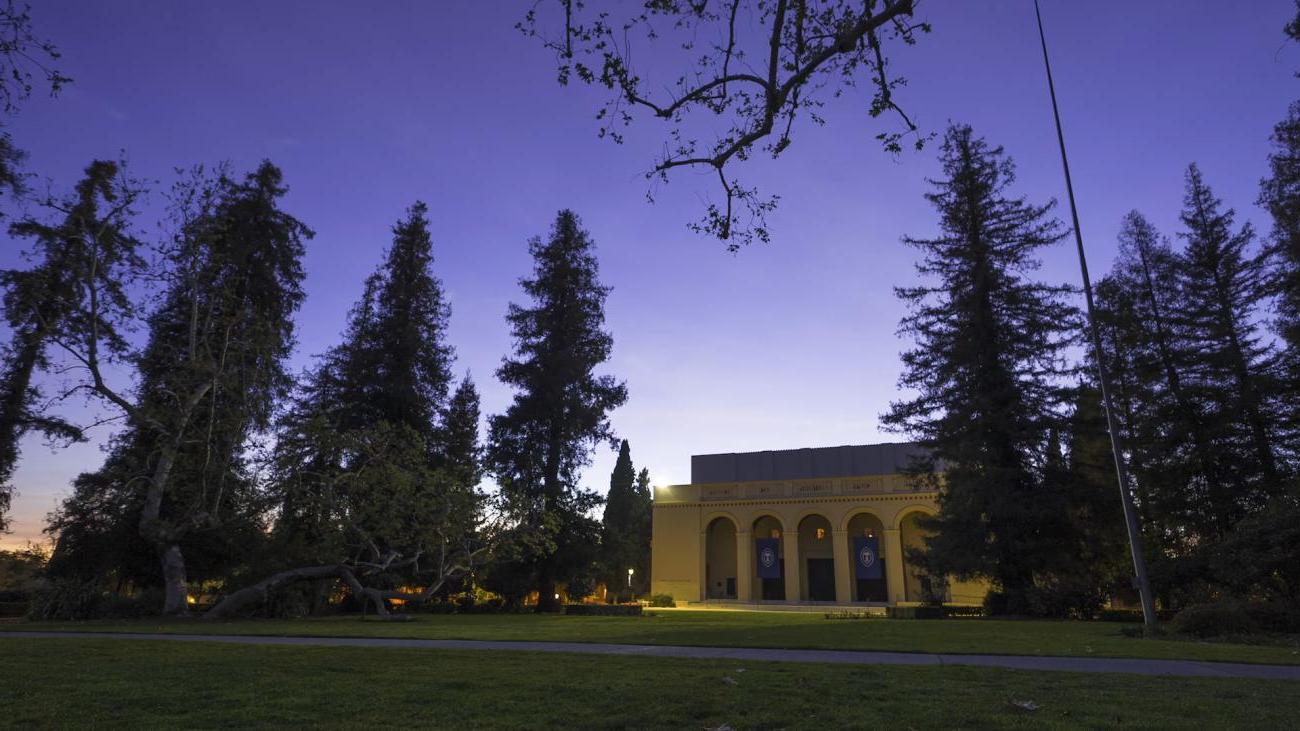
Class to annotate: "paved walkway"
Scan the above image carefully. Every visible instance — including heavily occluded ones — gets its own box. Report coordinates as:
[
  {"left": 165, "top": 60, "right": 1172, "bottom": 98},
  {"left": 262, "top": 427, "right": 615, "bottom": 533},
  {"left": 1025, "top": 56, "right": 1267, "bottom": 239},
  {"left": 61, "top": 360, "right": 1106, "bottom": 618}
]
[{"left": 5, "top": 631, "right": 1299, "bottom": 680}]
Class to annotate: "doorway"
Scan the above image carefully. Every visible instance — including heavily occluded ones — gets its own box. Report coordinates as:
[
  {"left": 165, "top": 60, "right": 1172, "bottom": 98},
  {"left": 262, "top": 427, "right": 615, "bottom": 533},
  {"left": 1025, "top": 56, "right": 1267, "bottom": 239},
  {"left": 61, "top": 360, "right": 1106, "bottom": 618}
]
[{"left": 806, "top": 558, "right": 836, "bottom": 602}]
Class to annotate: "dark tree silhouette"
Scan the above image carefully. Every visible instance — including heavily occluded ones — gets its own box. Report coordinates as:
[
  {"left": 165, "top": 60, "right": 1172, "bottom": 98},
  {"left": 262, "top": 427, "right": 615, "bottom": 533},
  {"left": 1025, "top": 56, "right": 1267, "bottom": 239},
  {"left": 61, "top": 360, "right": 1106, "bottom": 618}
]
[
  {"left": 0, "top": 161, "right": 141, "bottom": 533},
  {"left": 41, "top": 163, "right": 310, "bottom": 615},
  {"left": 882, "top": 124, "right": 1079, "bottom": 615},
  {"left": 488, "top": 209, "right": 627, "bottom": 612},
  {"left": 520, "top": 0, "right": 928, "bottom": 249},
  {"left": 600, "top": 440, "right": 652, "bottom": 598},
  {"left": 1175, "top": 165, "right": 1286, "bottom": 534},
  {"left": 1259, "top": 102, "right": 1300, "bottom": 456}
]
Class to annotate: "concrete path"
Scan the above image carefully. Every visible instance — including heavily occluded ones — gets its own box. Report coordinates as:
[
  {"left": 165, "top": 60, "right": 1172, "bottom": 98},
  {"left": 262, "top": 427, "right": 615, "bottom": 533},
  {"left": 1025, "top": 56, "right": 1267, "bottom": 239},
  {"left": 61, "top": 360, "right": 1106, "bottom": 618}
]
[{"left": 5, "top": 630, "right": 1299, "bottom": 680}]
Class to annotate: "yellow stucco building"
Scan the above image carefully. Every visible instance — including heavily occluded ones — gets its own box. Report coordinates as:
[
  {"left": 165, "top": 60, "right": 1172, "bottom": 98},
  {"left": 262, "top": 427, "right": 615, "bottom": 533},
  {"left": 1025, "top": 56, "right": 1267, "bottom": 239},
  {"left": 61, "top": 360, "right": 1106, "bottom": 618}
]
[{"left": 650, "top": 443, "right": 986, "bottom": 606}]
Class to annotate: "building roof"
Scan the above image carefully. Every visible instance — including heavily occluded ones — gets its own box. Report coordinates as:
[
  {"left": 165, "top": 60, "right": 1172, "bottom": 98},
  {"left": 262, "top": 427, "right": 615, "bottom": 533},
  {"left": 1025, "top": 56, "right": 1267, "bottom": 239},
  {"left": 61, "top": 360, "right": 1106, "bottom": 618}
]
[{"left": 690, "top": 442, "right": 927, "bottom": 484}]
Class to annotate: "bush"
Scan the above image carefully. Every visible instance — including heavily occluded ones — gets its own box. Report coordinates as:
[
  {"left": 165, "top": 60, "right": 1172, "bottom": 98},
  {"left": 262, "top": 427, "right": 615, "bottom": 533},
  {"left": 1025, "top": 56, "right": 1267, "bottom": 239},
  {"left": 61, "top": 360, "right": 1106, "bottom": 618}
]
[
  {"left": 97, "top": 590, "right": 162, "bottom": 619},
  {"left": 563, "top": 603, "right": 642, "bottom": 616},
  {"left": 944, "top": 604, "right": 986, "bottom": 618},
  {"left": 1169, "top": 601, "right": 1300, "bottom": 638},
  {"left": 648, "top": 594, "right": 675, "bottom": 608},
  {"left": 0, "top": 600, "right": 29, "bottom": 618},
  {"left": 1097, "top": 608, "right": 1177, "bottom": 623},
  {"left": 887, "top": 605, "right": 945, "bottom": 620},
  {"left": 26, "top": 578, "right": 103, "bottom": 620}
]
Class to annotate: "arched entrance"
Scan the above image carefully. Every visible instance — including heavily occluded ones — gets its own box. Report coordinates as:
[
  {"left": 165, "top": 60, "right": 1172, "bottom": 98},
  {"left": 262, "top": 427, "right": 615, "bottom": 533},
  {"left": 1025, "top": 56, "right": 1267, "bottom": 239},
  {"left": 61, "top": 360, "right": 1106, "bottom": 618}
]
[
  {"left": 845, "top": 512, "right": 887, "bottom": 602},
  {"left": 797, "top": 514, "right": 835, "bottom": 601},
  {"left": 704, "top": 517, "right": 737, "bottom": 599},
  {"left": 899, "top": 511, "right": 937, "bottom": 602},
  {"left": 751, "top": 515, "right": 785, "bottom": 600}
]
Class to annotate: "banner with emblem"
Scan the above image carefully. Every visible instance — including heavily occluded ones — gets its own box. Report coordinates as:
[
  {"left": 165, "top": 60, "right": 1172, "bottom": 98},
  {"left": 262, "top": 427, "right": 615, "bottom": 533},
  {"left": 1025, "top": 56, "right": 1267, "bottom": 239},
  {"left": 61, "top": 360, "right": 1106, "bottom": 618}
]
[
  {"left": 755, "top": 538, "right": 781, "bottom": 579},
  {"left": 853, "top": 536, "right": 882, "bottom": 580}
]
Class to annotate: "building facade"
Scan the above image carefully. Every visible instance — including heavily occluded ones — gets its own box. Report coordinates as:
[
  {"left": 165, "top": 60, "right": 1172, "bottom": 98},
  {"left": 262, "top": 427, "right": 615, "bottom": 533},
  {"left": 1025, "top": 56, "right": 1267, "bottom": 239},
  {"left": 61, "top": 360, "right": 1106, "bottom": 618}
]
[{"left": 650, "top": 443, "right": 986, "bottom": 606}]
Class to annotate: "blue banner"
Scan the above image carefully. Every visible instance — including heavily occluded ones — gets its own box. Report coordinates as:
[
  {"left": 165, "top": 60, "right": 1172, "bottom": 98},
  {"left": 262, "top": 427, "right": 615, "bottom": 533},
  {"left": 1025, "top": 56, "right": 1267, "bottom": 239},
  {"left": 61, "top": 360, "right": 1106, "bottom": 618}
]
[
  {"left": 755, "top": 538, "right": 781, "bottom": 579},
  {"left": 853, "top": 536, "right": 882, "bottom": 580}
]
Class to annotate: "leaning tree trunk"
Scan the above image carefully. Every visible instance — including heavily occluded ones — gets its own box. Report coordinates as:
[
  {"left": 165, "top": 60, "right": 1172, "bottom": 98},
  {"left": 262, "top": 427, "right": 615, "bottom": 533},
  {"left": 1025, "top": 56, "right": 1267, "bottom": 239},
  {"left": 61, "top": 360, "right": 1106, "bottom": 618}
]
[
  {"left": 206, "top": 565, "right": 346, "bottom": 619},
  {"left": 160, "top": 543, "right": 190, "bottom": 616}
]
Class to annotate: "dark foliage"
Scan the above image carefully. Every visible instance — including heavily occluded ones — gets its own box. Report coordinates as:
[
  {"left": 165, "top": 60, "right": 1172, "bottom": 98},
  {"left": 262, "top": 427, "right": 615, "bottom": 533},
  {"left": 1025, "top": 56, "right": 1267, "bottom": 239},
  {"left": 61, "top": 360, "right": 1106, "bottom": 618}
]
[
  {"left": 883, "top": 124, "right": 1079, "bottom": 615},
  {"left": 487, "top": 209, "right": 627, "bottom": 612}
]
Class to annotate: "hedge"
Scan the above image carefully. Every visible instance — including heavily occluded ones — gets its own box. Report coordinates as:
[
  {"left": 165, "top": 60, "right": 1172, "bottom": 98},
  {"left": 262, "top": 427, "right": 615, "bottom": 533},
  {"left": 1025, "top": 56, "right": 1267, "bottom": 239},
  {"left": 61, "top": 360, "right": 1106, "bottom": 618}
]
[{"left": 563, "top": 603, "right": 643, "bottom": 616}]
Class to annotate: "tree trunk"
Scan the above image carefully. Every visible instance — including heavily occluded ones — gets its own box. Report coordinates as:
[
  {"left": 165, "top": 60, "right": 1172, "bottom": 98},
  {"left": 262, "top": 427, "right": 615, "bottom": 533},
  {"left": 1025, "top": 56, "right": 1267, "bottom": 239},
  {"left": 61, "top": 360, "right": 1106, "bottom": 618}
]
[
  {"left": 206, "top": 565, "right": 344, "bottom": 619},
  {"left": 160, "top": 543, "right": 190, "bottom": 616},
  {"left": 536, "top": 563, "right": 560, "bottom": 613}
]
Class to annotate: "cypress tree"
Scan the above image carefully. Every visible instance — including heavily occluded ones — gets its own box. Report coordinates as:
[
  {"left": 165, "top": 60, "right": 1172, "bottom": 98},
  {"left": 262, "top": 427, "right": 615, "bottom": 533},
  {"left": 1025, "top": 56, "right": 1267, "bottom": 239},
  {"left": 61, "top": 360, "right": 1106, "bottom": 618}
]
[
  {"left": 1175, "top": 164, "right": 1285, "bottom": 534},
  {"left": 600, "top": 440, "right": 636, "bottom": 597},
  {"left": 631, "top": 466, "right": 653, "bottom": 595},
  {"left": 487, "top": 210, "right": 627, "bottom": 612},
  {"left": 882, "top": 124, "right": 1079, "bottom": 615}
]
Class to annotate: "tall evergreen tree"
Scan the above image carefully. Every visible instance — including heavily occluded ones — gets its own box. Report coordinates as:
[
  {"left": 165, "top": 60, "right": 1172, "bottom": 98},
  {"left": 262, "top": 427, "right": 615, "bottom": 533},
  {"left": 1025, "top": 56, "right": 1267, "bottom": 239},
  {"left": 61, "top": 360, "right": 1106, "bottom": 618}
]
[
  {"left": 0, "top": 161, "right": 141, "bottom": 531},
  {"left": 1093, "top": 212, "right": 1219, "bottom": 557},
  {"left": 487, "top": 210, "right": 627, "bottom": 612},
  {"left": 273, "top": 202, "right": 462, "bottom": 562},
  {"left": 1175, "top": 165, "right": 1286, "bottom": 534},
  {"left": 882, "top": 124, "right": 1079, "bottom": 615},
  {"left": 1259, "top": 102, "right": 1300, "bottom": 459},
  {"left": 599, "top": 440, "right": 651, "bottom": 598},
  {"left": 441, "top": 373, "right": 483, "bottom": 502}
]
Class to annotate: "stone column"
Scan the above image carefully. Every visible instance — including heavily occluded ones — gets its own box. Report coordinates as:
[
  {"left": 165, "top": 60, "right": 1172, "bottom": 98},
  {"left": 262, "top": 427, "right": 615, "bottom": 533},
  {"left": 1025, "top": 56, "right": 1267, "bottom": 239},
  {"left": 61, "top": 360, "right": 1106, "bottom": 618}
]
[
  {"left": 736, "top": 530, "right": 753, "bottom": 602},
  {"left": 783, "top": 530, "right": 801, "bottom": 602},
  {"left": 884, "top": 528, "right": 906, "bottom": 604},
  {"left": 698, "top": 531, "right": 709, "bottom": 602},
  {"left": 832, "top": 529, "right": 852, "bottom": 604}
]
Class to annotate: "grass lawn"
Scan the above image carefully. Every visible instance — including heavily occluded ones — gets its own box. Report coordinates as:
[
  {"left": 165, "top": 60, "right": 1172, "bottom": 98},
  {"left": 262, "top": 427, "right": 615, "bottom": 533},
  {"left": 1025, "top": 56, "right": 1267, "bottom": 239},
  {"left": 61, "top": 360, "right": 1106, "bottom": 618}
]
[
  {"left": 6, "top": 609, "right": 1300, "bottom": 665},
  {"left": 1, "top": 637, "right": 1296, "bottom": 729}
]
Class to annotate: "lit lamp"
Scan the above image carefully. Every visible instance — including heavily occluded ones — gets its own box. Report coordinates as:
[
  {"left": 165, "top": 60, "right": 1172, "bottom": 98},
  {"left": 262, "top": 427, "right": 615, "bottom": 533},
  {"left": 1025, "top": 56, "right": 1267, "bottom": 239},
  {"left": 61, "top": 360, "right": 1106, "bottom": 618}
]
[{"left": 627, "top": 567, "right": 634, "bottom": 589}]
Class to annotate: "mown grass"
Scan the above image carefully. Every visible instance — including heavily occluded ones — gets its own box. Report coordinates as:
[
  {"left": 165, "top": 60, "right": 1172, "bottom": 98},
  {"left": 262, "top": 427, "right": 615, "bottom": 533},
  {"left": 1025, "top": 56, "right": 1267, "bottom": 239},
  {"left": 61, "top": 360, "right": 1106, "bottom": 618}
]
[
  {"left": 0, "top": 637, "right": 1296, "bottom": 729},
  {"left": 6, "top": 609, "right": 1300, "bottom": 665}
]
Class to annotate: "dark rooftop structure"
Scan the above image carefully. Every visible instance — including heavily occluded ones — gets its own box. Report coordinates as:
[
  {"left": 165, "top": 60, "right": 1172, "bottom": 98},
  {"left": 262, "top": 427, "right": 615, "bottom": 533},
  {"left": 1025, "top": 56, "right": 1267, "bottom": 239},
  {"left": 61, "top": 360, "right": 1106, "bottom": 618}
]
[{"left": 690, "top": 442, "right": 929, "bottom": 485}]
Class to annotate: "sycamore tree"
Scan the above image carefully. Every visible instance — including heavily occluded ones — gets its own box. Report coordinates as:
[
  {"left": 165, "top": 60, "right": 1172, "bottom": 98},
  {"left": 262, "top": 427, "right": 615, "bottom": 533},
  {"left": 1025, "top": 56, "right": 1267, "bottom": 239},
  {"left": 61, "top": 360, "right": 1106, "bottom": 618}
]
[
  {"left": 520, "top": 0, "right": 929, "bottom": 249},
  {"left": 35, "top": 162, "right": 310, "bottom": 615},
  {"left": 0, "top": 161, "right": 142, "bottom": 533},
  {"left": 208, "top": 421, "right": 489, "bottom": 619},
  {"left": 488, "top": 210, "right": 627, "bottom": 612},
  {"left": 0, "top": 0, "right": 71, "bottom": 201},
  {"left": 882, "top": 124, "right": 1079, "bottom": 616}
]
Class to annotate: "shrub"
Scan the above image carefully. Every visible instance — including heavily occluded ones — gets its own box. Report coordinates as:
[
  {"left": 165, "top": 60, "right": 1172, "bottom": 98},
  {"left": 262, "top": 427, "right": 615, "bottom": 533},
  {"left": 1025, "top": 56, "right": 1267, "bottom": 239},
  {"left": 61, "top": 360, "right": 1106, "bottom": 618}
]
[
  {"left": 26, "top": 578, "right": 102, "bottom": 620},
  {"left": 887, "top": 605, "right": 945, "bottom": 620},
  {"left": 563, "top": 603, "right": 642, "bottom": 616},
  {"left": 1097, "top": 608, "right": 1177, "bottom": 623},
  {"left": 944, "top": 604, "right": 986, "bottom": 618},
  {"left": 1171, "top": 602, "right": 1260, "bottom": 638},
  {"left": 0, "top": 601, "right": 29, "bottom": 618},
  {"left": 648, "top": 594, "right": 675, "bottom": 608}
]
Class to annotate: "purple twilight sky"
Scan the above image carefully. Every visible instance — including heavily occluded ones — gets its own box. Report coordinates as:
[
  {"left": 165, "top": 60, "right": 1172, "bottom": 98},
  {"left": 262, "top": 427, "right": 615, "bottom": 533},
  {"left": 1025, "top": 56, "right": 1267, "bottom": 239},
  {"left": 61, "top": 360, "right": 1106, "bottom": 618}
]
[{"left": 1, "top": 1, "right": 1296, "bottom": 548}]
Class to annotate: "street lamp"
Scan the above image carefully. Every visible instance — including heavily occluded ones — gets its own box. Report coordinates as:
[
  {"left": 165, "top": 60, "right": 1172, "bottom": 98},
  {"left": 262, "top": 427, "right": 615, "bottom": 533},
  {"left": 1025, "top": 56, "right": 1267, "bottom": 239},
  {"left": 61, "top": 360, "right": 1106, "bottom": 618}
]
[{"left": 627, "top": 567, "right": 634, "bottom": 590}]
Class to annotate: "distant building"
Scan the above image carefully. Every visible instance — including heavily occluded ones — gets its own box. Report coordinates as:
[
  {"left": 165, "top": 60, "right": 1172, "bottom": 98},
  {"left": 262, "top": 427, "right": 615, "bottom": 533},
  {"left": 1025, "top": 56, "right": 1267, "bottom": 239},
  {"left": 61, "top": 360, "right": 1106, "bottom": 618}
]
[{"left": 650, "top": 442, "right": 986, "bottom": 606}]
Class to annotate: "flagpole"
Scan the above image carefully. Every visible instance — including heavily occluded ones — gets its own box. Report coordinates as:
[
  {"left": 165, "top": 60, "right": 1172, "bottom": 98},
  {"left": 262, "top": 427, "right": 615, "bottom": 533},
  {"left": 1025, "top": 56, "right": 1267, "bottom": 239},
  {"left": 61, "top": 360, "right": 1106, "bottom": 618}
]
[{"left": 1033, "top": 0, "right": 1158, "bottom": 629}]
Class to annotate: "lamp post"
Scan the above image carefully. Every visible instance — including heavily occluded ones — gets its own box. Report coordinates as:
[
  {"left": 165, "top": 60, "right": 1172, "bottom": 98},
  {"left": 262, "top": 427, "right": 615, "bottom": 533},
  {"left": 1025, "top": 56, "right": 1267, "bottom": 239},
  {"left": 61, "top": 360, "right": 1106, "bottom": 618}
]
[{"left": 1033, "top": 0, "right": 1157, "bottom": 629}]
